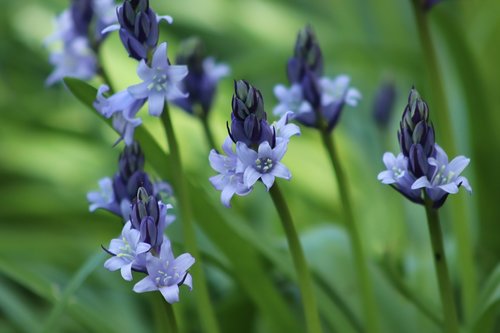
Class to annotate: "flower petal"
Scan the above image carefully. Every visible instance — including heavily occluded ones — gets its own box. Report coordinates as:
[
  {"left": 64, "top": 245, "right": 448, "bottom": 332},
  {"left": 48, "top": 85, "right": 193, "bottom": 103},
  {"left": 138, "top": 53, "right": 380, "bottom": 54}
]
[
  {"left": 411, "top": 176, "right": 431, "bottom": 190},
  {"left": 243, "top": 167, "right": 261, "bottom": 188},
  {"left": 148, "top": 91, "right": 165, "bottom": 116},
  {"left": 133, "top": 276, "right": 157, "bottom": 293},
  {"left": 152, "top": 42, "right": 168, "bottom": 69},
  {"left": 120, "top": 263, "right": 133, "bottom": 281},
  {"left": 271, "top": 162, "right": 291, "bottom": 180},
  {"left": 159, "top": 285, "right": 180, "bottom": 304}
]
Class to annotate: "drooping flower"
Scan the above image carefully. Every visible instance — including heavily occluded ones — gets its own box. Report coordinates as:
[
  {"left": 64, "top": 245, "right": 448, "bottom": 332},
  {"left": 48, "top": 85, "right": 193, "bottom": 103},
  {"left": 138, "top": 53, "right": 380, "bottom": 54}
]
[
  {"left": 378, "top": 87, "right": 472, "bottom": 208},
  {"left": 133, "top": 238, "right": 194, "bottom": 303},
  {"left": 209, "top": 137, "right": 252, "bottom": 207},
  {"left": 174, "top": 37, "right": 230, "bottom": 116},
  {"left": 104, "top": 221, "right": 151, "bottom": 281},
  {"left": 128, "top": 43, "right": 188, "bottom": 116},
  {"left": 411, "top": 144, "right": 472, "bottom": 207},
  {"left": 236, "top": 141, "right": 291, "bottom": 190}
]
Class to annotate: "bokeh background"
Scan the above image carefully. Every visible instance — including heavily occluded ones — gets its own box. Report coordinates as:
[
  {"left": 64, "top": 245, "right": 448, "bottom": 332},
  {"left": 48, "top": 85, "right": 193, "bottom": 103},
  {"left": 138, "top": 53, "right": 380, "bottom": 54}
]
[{"left": 1, "top": 0, "right": 499, "bottom": 332}]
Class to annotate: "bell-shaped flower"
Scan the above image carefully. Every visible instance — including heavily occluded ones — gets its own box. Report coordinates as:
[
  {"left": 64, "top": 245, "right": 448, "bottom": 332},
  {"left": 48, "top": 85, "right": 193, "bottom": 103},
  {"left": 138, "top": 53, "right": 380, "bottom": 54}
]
[
  {"left": 411, "top": 144, "right": 472, "bottom": 207},
  {"left": 128, "top": 43, "right": 188, "bottom": 116},
  {"left": 133, "top": 238, "right": 194, "bottom": 303},
  {"left": 104, "top": 222, "right": 151, "bottom": 281},
  {"left": 209, "top": 137, "right": 252, "bottom": 207},
  {"left": 272, "top": 112, "right": 301, "bottom": 144},
  {"left": 236, "top": 140, "right": 291, "bottom": 190},
  {"left": 87, "top": 177, "right": 121, "bottom": 215}
]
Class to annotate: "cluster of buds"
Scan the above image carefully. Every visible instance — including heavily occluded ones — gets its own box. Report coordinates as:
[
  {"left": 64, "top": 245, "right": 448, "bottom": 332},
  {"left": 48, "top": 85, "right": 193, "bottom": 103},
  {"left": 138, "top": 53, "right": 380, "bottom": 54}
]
[
  {"left": 87, "top": 141, "right": 170, "bottom": 220},
  {"left": 273, "top": 25, "right": 361, "bottom": 132},
  {"left": 378, "top": 88, "right": 471, "bottom": 208},
  {"left": 209, "top": 80, "right": 300, "bottom": 207}
]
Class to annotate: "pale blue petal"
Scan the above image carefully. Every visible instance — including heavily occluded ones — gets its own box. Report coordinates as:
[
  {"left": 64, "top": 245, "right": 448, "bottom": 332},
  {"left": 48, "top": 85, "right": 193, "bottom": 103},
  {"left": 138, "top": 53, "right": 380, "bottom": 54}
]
[
  {"left": 447, "top": 156, "right": 470, "bottom": 175},
  {"left": 244, "top": 167, "right": 261, "bottom": 188},
  {"left": 173, "top": 253, "right": 195, "bottom": 273},
  {"left": 257, "top": 141, "right": 272, "bottom": 157},
  {"left": 133, "top": 277, "right": 158, "bottom": 293},
  {"left": 236, "top": 142, "right": 257, "bottom": 166},
  {"left": 136, "top": 60, "right": 154, "bottom": 81},
  {"left": 120, "top": 263, "right": 133, "bottom": 281},
  {"left": 411, "top": 176, "right": 431, "bottom": 190},
  {"left": 271, "top": 162, "right": 291, "bottom": 180},
  {"left": 148, "top": 91, "right": 165, "bottom": 116},
  {"left": 271, "top": 141, "right": 288, "bottom": 161},
  {"left": 221, "top": 185, "right": 236, "bottom": 207},
  {"left": 377, "top": 170, "right": 396, "bottom": 184},
  {"left": 156, "top": 15, "right": 173, "bottom": 24},
  {"left": 159, "top": 285, "right": 180, "bottom": 304},
  {"left": 104, "top": 257, "right": 123, "bottom": 272},
  {"left": 183, "top": 273, "right": 193, "bottom": 290},
  {"left": 439, "top": 182, "right": 459, "bottom": 194},
  {"left": 382, "top": 152, "right": 396, "bottom": 169},
  {"left": 261, "top": 173, "right": 275, "bottom": 190},
  {"left": 457, "top": 176, "right": 472, "bottom": 193},
  {"left": 136, "top": 242, "right": 151, "bottom": 254},
  {"left": 128, "top": 82, "right": 150, "bottom": 99},
  {"left": 152, "top": 43, "right": 168, "bottom": 69}
]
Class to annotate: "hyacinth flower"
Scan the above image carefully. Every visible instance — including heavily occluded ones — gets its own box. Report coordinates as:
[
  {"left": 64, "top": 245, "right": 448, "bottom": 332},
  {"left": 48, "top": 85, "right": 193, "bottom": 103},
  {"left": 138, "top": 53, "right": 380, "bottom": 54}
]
[
  {"left": 93, "top": 42, "right": 188, "bottom": 145},
  {"left": 87, "top": 141, "right": 171, "bottom": 220},
  {"left": 274, "top": 25, "right": 379, "bottom": 332},
  {"left": 173, "top": 37, "right": 230, "bottom": 149},
  {"left": 209, "top": 80, "right": 322, "bottom": 333},
  {"left": 45, "top": 0, "right": 117, "bottom": 85},
  {"left": 377, "top": 87, "right": 471, "bottom": 332},
  {"left": 101, "top": 187, "right": 194, "bottom": 304}
]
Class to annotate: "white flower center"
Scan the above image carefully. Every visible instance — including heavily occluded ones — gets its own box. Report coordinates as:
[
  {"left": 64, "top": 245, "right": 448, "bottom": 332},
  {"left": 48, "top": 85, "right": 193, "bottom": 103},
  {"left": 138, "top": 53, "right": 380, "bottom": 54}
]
[
  {"left": 117, "top": 237, "right": 135, "bottom": 261},
  {"left": 391, "top": 166, "right": 405, "bottom": 179},
  {"left": 149, "top": 72, "right": 168, "bottom": 92},
  {"left": 255, "top": 157, "right": 273, "bottom": 173},
  {"left": 433, "top": 165, "right": 454, "bottom": 185}
]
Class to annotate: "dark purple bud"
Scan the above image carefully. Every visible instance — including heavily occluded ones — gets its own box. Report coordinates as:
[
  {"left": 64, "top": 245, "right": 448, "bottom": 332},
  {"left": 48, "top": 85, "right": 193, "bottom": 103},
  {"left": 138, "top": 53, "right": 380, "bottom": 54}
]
[
  {"left": 130, "top": 187, "right": 164, "bottom": 251},
  {"left": 232, "top": 80, "right": 266, "bottom": 121},
  {"left": 325, "top": 99, "right": 346, "bottom": 132},
  {"left": 373, "top": 81, "right": 396, "bottom": 128},
  {"left": 291, "top": 25, "right": 323, "bottom": 80},
  {"left": 301, "top": 71, "right": 321, "bottom": 109},
  {"left": 176, "top": 37, "right": 205, "bottom": 75},
  {"left": 409, "top": 144, "right": 428, "bottom": 178},
  {"left": 118, "top": 141, "right": 145, "bottom": 180},
  {"left": 70, "top": 0, "right": 94, "bottom": 37}
]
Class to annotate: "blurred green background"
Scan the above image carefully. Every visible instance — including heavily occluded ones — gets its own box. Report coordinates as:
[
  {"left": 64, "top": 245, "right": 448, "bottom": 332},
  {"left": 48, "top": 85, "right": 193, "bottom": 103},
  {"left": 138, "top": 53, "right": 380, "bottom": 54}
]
[{"left": 1, "top": 0, "right": 499, "bottom": 332}]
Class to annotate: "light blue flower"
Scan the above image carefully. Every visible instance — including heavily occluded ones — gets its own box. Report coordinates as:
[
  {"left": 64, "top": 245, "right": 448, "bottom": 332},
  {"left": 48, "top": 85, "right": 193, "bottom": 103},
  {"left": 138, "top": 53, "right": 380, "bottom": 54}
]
[
  {"left": 128, "top": 43, "right": 188, "bottom": 116},
  {"left": 46, "top": 37, "right": 97, "bottom": 86},
  {"left": 209, "top": 137, "right": 251, "bottom": 207},
  {"left": 104, "top": 221, "right": 151, "bottom": 281},
  {"left": 273, "top": 83, "right": 312, "bottom": 117},
  {"left": 133, "top": 238, "right": 194, "bottom": 304},
  {"left": 377, "top": 152, "right": 422, "bottom": 203},
  {"left": 272, "top": 111, "right": 301, "bottom": 144},
  {"left": 87, "top": 177, "right": 120, "bottom": 214},
  {"left": 319, "top": 75, "right": 361, "bottom": 108},
  {"left": 94, "top": 85, "right": 145, "bottom": 145},
  {"left": 411, "top": 144, "right": 472, "bottom": 203},
  {"left": 236, "top": 140, "right": 291, "bottom": 190}
]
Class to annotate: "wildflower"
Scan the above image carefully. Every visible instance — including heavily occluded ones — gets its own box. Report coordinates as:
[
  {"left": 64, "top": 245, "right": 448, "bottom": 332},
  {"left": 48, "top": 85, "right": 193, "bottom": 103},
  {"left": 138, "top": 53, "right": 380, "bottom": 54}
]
[
  {"left": 130, "top": 188, "right": 174, "bottom": 252},
  {"left": 103, "top": 0, "right": 173, "bottom": 60},
  {"left": 373, "top": 80, "right": 397, "bottom": 128},
  {"left": 87, "top": 177, "right": 120, "bottom": 214},
  {"left": 128, "top": 43, "right": 188, "bottom": 116},
  {"left": 209, "top": 137, "right": 252, "bottom": 207},
  {"left": 236, "top": 140, "right": 291, "bottom": 190},
  {"left": 272, "top": 111, "right": 301, "bottom": 144},
  {"left": 411, "top": 144, "right": 472, "bottom": 207},
  {"left": 133, "top": 239, "right": 194, "bottom": 303},
  {"left": 104, "top": 221, "right": 151, "bottom": 281},
  {"left": 174, "top": 37, "right": 230, "bottom": 115}
]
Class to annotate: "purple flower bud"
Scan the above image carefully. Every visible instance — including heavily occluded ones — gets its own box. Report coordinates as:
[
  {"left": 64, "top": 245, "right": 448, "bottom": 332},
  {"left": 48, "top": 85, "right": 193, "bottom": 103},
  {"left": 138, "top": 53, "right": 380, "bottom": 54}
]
[
  {"left": 118, "top": 141, "right": 145, "bottom": 180},
  {"left": 373, "top": 81, "right": 396, "bottom": 128},
  {"left": 287, "top": 25, "right": 323, "bottom": 83},
  {"left": 70, "top": 0, "right": 94, "bottom": 37}
]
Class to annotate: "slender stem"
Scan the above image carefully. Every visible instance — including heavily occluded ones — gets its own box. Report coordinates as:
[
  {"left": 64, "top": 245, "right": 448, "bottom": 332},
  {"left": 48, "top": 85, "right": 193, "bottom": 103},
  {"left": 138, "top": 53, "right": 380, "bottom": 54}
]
[
  {"left": 200, "top": 115, "right": 217, "bottom": 151},
  {"left": 164, "top": 301, "right": 179, "bottom": 333},
  {"left": 424, "top": 197, "right": 460, "bottom": 333},
  {"left": 412, "top": 0, "right": 477, "bottom": 322},
  {"left": 320, "top": 130, "right": 379, "bottom": 333},
  {"left": 269, "top": 183, "right": 323, "bottom": 333},
  {"left": 160, "top": 104, "right": 220, "bottom": 333}
]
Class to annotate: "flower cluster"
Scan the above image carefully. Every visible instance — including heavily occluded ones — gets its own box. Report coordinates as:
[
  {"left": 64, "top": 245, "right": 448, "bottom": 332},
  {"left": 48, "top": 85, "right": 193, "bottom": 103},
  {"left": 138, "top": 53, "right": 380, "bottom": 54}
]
[
  {"left": 273, "top": 25, "right": 361, "bottom": 132},
  {"left": 209, "top": 80, "right": 300, "bottom": 207},
  {"left": 102, "top": 187, "right": 194, "bottom": 303},
  {"left": 87, "top": 141, "right": 172, "bottom": 220},
  {"left": 377, "top": 87, "right": 472, "bottom": 208},
  {"left": 45, "top": 0, "right": 117, "bottom": 85}
]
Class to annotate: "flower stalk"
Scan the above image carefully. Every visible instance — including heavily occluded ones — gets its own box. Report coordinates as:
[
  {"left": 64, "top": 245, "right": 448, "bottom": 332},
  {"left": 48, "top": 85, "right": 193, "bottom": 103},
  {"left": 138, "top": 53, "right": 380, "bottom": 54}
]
[
  {"left": 423, "top": 196, "right": 460, "bottom": 333},
  {"left": 320, "top": 129, "right": 380, "bottom": 333},
  {"left": 269, "top": 183, "right": 323, "bottom": 333},
  {"left": 160, "top": 104, "right": 220, "bottom": 333}
]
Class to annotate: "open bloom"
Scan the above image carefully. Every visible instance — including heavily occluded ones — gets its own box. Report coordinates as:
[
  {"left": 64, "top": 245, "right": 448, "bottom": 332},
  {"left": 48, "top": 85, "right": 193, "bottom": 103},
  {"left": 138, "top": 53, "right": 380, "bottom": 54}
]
[
  {"left": 411, "top": 144, "right": 472, "bottom": 206},
  {"left": 209, "top": 137, "right": 252, "bottom": 207},
  {"left": 128, "top": 43, "right": 188, "bottom": 116},
  {"left": 236, "top": 140, "right": 291, "bottom": 190},
  {"left": 87, "top": 177, "right": 119, "bottom": 214},
  {"left": 104, "top": 222, "right": 151, "bottom": 281},
  {"left": 133, "top": 239, "right": 194, "bottom": 303}
]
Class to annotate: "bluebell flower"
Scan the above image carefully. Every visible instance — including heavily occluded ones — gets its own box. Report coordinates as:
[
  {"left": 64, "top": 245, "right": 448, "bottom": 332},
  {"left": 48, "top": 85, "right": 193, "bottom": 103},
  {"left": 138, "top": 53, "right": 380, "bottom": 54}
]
[
  {"left": 377, "top": 152, "right": 422, "bottom": 204},
  {"left": 129, "top": 188, "right": 174, "bottom": 253},
  {"left": 173, "top": 38, "right": 230, "bottom": 115},
  {"left": 236, "top": 141, "right": 291, "bottom": 190},
  {"left": 209, "top": 137, "right": 252, "bottom": 207},
  {"left": 87, "top": 177, "right": 119, "bottom": 213},
  {"left": 94, "top": 85, "right": 145, "bottom": 145},
  {"left": 411, "top": 144, "right": 472, "bottom": 207},
  {"left": 128, "top": 43, "right": 188, "bottom": 116},
  {"left": 287, "top": 25, "right": 324, "bottom": 83},
  {"left": 102, "top": 0, "right": 173, "bottom": 60},
  {"left": 104, "top": 221, "right": 151, "bottom": 281},
  {"left": 272, "top": 112, "right": 301, "bottom": 144},
  {"left": 133, "top": 238, "right": 194, "bottom": 303}
]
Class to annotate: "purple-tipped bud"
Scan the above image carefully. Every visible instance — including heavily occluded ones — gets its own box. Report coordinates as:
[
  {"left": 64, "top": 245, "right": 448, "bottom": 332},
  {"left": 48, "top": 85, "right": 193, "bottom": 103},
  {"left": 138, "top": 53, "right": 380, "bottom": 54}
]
[
  {"left": 176, "top": 37, "right": 205, "bottom": 75},
  {"left": 118, "top": 141, "right": 145, "bottom": 180},
  {"left": 373, "top": 81, "right": 396, "bottom": 128},
  {"left": 117, "top": 0, "right": 159, "bottom": 60},
  {"left": 229, "top": 80, "right": 275, "bottom": 147},
  {"left": 301, "top": 70, "right": 321, "bottom": 109},
  {"left": 287, "top": 25, "right": 323, "bottom": 83}
]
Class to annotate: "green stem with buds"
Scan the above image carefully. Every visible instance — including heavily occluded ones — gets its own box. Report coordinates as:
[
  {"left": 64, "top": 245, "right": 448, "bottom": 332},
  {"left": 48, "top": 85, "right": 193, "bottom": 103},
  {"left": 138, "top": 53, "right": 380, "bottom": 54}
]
[
  {"left": 269, "top": 183, "right": 323, "bottom": 333},
  {"left": 412, "top": 0, "right": 477, "bottom": 323},
  {"left": 160, "top": 104, "right": 220, "bottom": 333},
  {"left": 320, "top": 129, "right": 380, "bottom": 333},
  {"left": 424, "top": 196, "right": 460, "bottom": 333}
]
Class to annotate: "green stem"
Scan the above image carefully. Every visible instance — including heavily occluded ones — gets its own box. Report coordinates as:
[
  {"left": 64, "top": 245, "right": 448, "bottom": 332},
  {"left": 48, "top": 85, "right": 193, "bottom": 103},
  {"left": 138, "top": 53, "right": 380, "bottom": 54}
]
[
  {"left": 320, "top": 130, "right": 379, "bottom": 333},
  {"left": 164, "top": 301, "right": 178, "bottom": 333},
  {"left": 200, "top": 115, "right": 217, "bottom": 151},
  {"left": 424, "top": 197, "right": 460, "bottom": 333},
  {"left": 411, "top": 0, "right": 477, "bottom": 323},
  {"left": 160, "top": 104, "right": 220, "bottom": 333},
  {"left": 269, "top": 183, "right": 323, "bottom": 333}
]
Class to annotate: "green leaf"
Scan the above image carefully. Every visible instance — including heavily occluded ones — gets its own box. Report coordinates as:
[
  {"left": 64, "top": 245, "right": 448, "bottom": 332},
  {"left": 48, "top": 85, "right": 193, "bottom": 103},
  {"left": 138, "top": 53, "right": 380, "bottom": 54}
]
[{"left": 472, "top": 264, "right": 500, "bottom": 333}]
